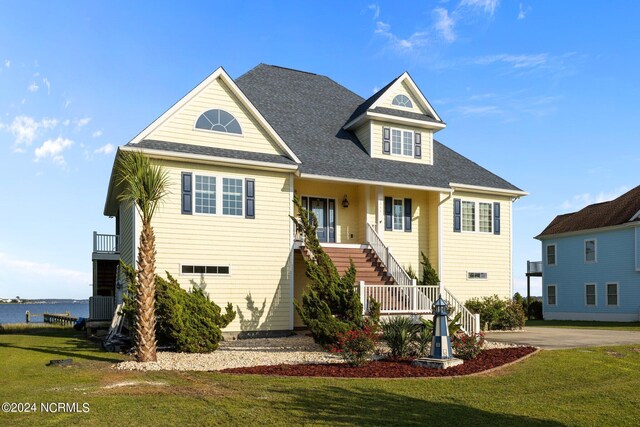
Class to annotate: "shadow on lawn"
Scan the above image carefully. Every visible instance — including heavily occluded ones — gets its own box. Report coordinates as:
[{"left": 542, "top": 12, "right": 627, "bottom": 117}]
[
  {"left": 0, "top": 328, "right": 123, "bottom": 363},
  {"left": 271, "top": 385, "right": 566, "bottom": 426}
]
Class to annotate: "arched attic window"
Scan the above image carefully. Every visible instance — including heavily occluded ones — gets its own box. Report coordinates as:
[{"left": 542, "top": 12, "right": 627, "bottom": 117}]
[
  {"left": 392, "top": 94, "right": 413, "bottom": 108},
  {"left": 195, "top": 109, "right": 242, "bottom": 135}
]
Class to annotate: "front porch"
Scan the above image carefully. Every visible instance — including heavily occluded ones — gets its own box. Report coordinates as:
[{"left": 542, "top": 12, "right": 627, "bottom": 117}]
[{"left": 90, "top": 232, "right": 121, "bottom": 328}]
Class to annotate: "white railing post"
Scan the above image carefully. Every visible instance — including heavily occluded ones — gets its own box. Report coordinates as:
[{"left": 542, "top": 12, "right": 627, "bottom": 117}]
[
  {"left": 359, "top": 281, "right": 366, "bottom": 315},
  {"left": 386, "top": 247, "right": 392, "bottom": 274},
  {"left": 438, "top": 281, "right": 444, "bottom": 299},
  {"left": 474, "top": 313, "right": 481, "bottom": 334},
  {"left": 411, "top": 279, "right": 417, "bottom": 312},
  {"left": 93, "top": 231, "right": 97, "bottom": 252}
]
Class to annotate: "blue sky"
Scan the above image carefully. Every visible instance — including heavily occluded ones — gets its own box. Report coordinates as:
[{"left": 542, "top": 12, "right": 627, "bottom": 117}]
[{"left": 1, "top": 1, "right": 638, "bottom": 299}]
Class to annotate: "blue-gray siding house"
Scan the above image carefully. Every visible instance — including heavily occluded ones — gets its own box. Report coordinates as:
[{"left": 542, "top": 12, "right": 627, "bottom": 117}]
[{"left": 536, "top": 186, "right": 640, "bottom": 321}]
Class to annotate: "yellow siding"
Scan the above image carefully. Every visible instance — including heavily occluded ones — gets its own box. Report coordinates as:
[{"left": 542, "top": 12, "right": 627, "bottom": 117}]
[
  {"left": 381, "top": 188, "right": 431, "bottom": 273},
  {"left": 118, "top": 201, "right": 136, "bottom": 281},
  {"left": 294, "top": 179, "right": 363, "bottom": 244},
  {"left": 149, "top": 159, "right": 293, "bottom": 333},
  {"left": 370, "top": 120, "right": 433, "bottom": 165},
  {"left": 293, "top": 252, "right": 308, "bottom": 327},
  {"left": 146, "top": 77, "right": 285, "bottom": 156},
  {"left": 354, "top": 122, "right": 372, "bottom": 155},
  {"left": 378, "top": 81, "right": 427, "bottom": 115},
  {"left": 440, "top": 191, "right": 512, "bottom": 301},
  {"left": 426, "top": 192, "right": 440, "bottom": 274}
]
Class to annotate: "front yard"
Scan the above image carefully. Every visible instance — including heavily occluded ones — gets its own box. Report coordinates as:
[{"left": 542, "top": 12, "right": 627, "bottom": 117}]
[
  {"left": 525, "top": 319, "right": 640, "bottom": 331},
  {"left": 1, "top": 327, "right": 639, "bottom": 426}
]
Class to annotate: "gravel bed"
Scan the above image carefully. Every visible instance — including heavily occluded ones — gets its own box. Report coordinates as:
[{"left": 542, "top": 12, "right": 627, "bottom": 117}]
[
  {"left": 114, "top": 334, "right": 528, "bottom": 372},
  {"left": 115, "top": 334, "right": 341, "bottom": 372}
]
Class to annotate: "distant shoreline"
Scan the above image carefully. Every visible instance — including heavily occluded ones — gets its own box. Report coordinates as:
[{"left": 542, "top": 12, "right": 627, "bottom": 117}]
[{"left": 0, "top": 300, "right": 89, "bottom": 304}]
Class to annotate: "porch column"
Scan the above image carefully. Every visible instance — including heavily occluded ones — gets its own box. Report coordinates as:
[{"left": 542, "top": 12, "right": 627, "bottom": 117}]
[{"left": 376, "top": 186, "right": 385, "bottom": 240}]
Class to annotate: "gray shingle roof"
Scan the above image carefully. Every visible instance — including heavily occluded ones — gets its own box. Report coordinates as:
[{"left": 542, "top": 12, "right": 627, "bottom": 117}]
[
  {"left": 235, "top": 64, "right": 522, "bottom": 192},
  {"left": 132, "top": 139, "right": 297, "bottom": 166},
  {"left": 369, "top": 106, "right": 443, "bottom": 124}
]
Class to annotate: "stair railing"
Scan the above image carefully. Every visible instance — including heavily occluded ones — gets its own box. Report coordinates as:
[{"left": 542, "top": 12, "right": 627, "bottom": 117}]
[{"left": 365, "top": 223, "right": 412, "bottom": 287}]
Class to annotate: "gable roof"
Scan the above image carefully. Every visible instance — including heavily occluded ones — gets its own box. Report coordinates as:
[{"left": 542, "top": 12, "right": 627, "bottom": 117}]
[
  {"left": 235, "top": 64, "right": 522, "bottom": 193},
  {"left": 537, "top": 185, "right": 640, "bottom": 238},
  {"left": 126, "top": 66, "right": 301, "bottom": 164}
]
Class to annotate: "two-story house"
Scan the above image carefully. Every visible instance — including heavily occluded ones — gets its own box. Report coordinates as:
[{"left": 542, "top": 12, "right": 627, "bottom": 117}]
[
  {"left": 90, "top": 64, "right": 526, "bottom": 336},
  {"left": 536, "top": 185, "right": 640, "bottom": 321}
]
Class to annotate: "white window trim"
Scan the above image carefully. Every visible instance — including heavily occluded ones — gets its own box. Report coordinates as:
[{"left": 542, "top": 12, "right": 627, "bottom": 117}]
[
  {"left": 467, "top": 271, "right": 488, "bottom": 281},
  {"left": 193, "top": 173, "right": 244, "bottom": 217},
  {"left": 179, "top": 264, "right": 232, "bottom": 276},
  {"left": 460, "top": 200, "right": 493, "bottom": 234},
  {"left": 193, "top": 108, "right": 244, "bottom": 137},
  {"left": 546, "top": 243, "right": 557, "bottom": 266},
  {"left": 392, "top": 198, "right": 404, "bottom": 231},
  {"left": 584, "top": 283, "right": 597, "bottom": 307},
  {"left": 606, "top": 282, "right": 619, "bottom": 307},
  {"left": 584, "top": 238, "right": 597, "bottom": 264},
  {"left": 301, "top": 195, "right": 339, "bottom": 242},
  {"left": 391, "top": 94, "right": 414, "bottom": 110},
  {"left": 390, "top": 127, "right": 414, "bottom": 157},
  {"left": 547, "top": 284, "right": 557, "bottom": 306}
]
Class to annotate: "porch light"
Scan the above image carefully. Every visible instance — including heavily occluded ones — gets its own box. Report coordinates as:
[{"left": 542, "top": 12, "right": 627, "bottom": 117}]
[{"left": 342, "top": 195, "right": 349, "bottom": 208}]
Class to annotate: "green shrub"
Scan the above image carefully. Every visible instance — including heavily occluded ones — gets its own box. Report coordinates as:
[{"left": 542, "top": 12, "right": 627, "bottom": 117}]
[
  {"left": 452, "top": 332, "right": 485, "bottom": 360},
  {"left": 292, "top": 196, "right": 363, "bottom": 346},
  {"left": 381, "top": 316, "right": 416, "bottom": 358},
  {"left": 465, "top": 295, "right": 525, "bottom": 331},
  {"left": 529, "top": 300, "right": 543, "bottom": 320},
  {"left": 330, "top": 325, "right": 377, "bottom": 366},
  {"left": 120, "top": 264, "right": 235, "bottom": 353},
  {"left": 414, "top": 318, "right": 433, "bottom": 357}
]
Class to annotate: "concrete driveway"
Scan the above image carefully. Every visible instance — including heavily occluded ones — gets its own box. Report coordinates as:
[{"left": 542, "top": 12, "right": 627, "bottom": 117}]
[{"left": 485, "top": 327, "right": 640, "bottom": 350}]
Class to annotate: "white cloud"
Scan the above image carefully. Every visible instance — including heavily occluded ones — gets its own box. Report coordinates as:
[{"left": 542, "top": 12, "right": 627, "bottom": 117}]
[
  {"left": 368, "top": 3, "right": 380, "bottom": 20},
  {"left": 1, "top": 115, "right": 41, "bottom": 150},
  {"left": 375, "top": 21, "right": 429, "bottom": 52},
  {"left": 34, "top": 137, "right": 74, "bottom": 166},
  {"left": 42, "top": 77, "right": 51, "bottom": 95},
  {"left": 62, "top": 119, "right": 70, "bottom": 126},
  {"left": 75, "top": 117, "right": 91, "bottom": 127},
  {"left": 3, "top": 59, "right": 9, "bottom": 69},
  {"left": 94, "top": 143, "right": 114, "bottom": 155},
  {"left": 454, "top": 105, "right": 503, "bottom": 116},
  {"left": 0, "top": 252, "right": 90, "bottom": 295},
  {"left": 372, "top": 86, "right": 380, "bottom": 94},
  {"left": 28, "top": 82, "right": 39, "bottom": 93},
  {"left": 460, "top": 0, "right": 500, "bottom": 16},
  {"left": 434, "top": 8, "right": 456, "bottom": 42},
  {"left": 473, "top": 53, "right": 548, "bottom": 69},
  {"left": 63, "top": 99, "right": 71, "bottom": 109},
  {"left": 560, "top": 185, "right": 630, "bottom": 212},
  {"left": 92, "top": 130, "right": 103, "bottom": 138},
  {"left": 518, "top": 3, "right": 531, "bottom": 20}
]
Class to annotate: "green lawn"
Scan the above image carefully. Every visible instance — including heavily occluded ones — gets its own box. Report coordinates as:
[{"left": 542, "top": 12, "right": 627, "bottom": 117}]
[
  {"left": 1, "top": 327, "right": 640, "bottom": 426},
  {"left": 526, "top": 319, "right": 640, "bottom": 331}
]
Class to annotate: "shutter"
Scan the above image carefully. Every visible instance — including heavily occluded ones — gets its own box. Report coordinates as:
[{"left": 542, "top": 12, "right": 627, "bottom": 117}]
[
  {"left": 384, "top": 196, "right": 393, "bottom": 231},
  {"left": 453, "top": 198, "right": 461, "bottom": 232},
  {"left": 493, "top": 202, "right": 500, "bottom": 235},
  {"left": 414, "top": 132, "right": 422, "bottom": 159},
  {"left": 383, "top": 127, "right": 391, "bottom": 154},
  {"left": 245, "top": 178, "right": 255, "bottom": 219},
  {"left": 404, "top": 198, "right": 412, "bottom": 232},
  {"left": 181, "top": 172, "right": 192, "bottom": 215}
]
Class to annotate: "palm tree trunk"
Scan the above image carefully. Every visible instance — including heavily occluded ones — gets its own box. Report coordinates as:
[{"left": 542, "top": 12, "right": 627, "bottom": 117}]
[{"left": 135, "top": 221, "right": 157, "bottom": 362}]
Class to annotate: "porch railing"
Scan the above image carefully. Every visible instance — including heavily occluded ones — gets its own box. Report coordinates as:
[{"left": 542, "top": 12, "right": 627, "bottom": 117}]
[
  {"left": 89, "top": 295, "right": 116, "bottom": 321},
  {"left": 360, "top": 282, "right": 437, "bottom": 314},
  {"left": 527, "top": 261, "right": 543, "bottom": 274},
  {"left": 365, "top": 224, "right": 412, "bottom": 287},
  {"left": 93, "top": 232, "right": 120, "bottom": 254}
]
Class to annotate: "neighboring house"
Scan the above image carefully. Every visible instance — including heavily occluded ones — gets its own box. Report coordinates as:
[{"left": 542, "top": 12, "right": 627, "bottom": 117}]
[
  {"left": 90, "top": 64, "right": 526, "bottom": 336},
  {"left": 536, "top": 185, "right": 640, "bottom": 321}
]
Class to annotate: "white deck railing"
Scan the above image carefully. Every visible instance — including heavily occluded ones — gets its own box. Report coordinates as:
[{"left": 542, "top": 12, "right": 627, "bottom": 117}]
[
  {"left": 93, "top": 232, "right": 120, "bottom": 254},
  {"left": 360, "top": 283, "right": 437, "bottom": 314},
  {"left": 527, "top": 260, "right": 543, "bottom": 274},
  {"left": 365, "top": 224, "right": 412, "bottom": 287},
  {"left": 89, "top": 296, "right": 116, "bottom": 320}
]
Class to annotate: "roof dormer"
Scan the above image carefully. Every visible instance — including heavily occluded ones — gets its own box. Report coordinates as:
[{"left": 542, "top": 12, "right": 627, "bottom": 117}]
[{"left": 345, "top": 72, "right": 445, "bottom": 165}]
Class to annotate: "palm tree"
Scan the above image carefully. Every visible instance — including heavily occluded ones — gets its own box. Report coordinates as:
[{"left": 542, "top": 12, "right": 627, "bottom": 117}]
[{"left": 115, "top": 150, "right": 170, "bottom": 362}]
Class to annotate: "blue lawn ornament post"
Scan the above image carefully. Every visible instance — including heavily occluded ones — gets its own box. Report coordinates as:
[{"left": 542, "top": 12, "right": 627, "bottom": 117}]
[{"left": 429, "top": 297, "right": 452, "bottom": 359}]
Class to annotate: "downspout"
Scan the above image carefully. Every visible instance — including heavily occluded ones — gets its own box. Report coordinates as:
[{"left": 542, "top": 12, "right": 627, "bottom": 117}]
[{"left": 289, "top": 173, "right": 295, "bottom": 331}]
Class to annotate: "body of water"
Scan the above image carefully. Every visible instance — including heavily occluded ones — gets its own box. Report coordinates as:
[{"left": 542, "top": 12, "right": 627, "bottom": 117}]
[{"left": 0, "top": 303, "right": 89, "bottom": 324}]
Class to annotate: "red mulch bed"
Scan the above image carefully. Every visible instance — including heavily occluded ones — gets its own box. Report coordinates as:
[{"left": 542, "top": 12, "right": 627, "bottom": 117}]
[{"left": 220, "top": 347, "right": 538, "bottom": 378}]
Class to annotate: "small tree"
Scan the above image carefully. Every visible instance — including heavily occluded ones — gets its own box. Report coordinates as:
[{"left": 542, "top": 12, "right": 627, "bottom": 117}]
[
  {"left": 419, "top": 252, "right": 439, "bottom": 287},
  {"left": 292, "top": 196, "right": 363, "bottom": 346}
]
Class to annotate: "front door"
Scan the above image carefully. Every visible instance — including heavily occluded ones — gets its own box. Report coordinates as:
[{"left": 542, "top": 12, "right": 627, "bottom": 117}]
[{"left": 305, "top": 197, "right": 336, "bottom": 243}]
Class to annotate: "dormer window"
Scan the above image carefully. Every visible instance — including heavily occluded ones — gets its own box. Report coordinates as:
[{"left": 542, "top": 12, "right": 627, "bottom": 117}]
[
  {"left": 391, "top": 128, "right": 413, "bottom": 157},
  {"left": 392, "top": 94, "right": 413, "bottom": 108},
  {"left": 195, "top": 109, "right": 242, "bottom": 135}
]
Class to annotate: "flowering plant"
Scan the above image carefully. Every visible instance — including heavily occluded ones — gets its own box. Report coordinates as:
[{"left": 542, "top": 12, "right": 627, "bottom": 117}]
[
  {"left": 452, "top": 332, "right": 485, "bottom": 360},
  {"left": 329, "top": 326, "right": 377, "bottom": 367}
]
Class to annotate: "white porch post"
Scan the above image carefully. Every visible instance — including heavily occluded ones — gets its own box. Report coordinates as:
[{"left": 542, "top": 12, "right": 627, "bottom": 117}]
[
  {"left": 359, "top": 280, "right": 366, "bottom": 315},
  {"left": 376, "top": 186, "right": 385, "bottom": 239},
  {"left": 411, "top": 278, "right": 417, "bottom": 312},
  {"left": 474, "top": 313, "right": 481, "bottom": 334}
]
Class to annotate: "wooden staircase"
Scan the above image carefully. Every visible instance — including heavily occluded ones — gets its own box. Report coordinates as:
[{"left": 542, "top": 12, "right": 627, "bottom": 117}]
[{"left": 322, "top": 246, "right": 393, "bottom": 286}]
